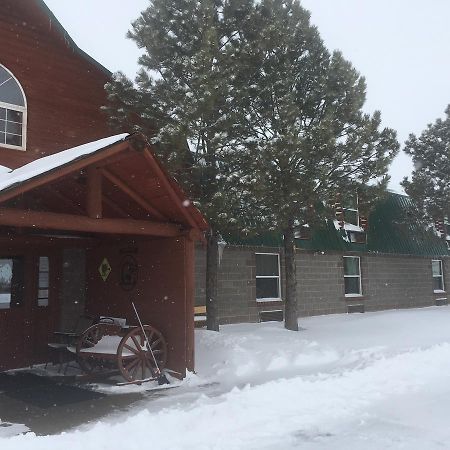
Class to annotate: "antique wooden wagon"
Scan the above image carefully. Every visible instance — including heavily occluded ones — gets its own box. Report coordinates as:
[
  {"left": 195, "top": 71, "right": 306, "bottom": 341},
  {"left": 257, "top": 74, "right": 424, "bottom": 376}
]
[{"left": 70, "top": 318, "right": 167, "bottom": 383}]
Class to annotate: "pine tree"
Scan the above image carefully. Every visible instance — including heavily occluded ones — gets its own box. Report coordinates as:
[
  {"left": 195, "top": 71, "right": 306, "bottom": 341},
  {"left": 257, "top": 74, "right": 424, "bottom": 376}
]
[
  {"left": 232, "top": 0, "right": 399, "bottom": 330},
  {"left": 104, "top": 0, "right": 257, "bottom": 331},
  {"left": 401, "top": 105, "right": 450, "bottom": 229}
]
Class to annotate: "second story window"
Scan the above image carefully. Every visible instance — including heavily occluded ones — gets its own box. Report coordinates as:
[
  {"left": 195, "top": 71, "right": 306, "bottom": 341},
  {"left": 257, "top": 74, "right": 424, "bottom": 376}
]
[
  {"left": 0, "top": 65, "right": 27, "bottom": 150},
  {"left": 343, "top": 196, "right": 359, "bottom": 227}
]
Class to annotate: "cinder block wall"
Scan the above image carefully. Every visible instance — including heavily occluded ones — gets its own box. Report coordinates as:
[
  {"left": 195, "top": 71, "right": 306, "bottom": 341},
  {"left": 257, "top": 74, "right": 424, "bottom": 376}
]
[
  {"left": 195, "top": 244, "right": 450, "bottom": 324},
  {"left": 195, "top": 245, "right": 285, "bottom": 324},
  {"left": 296, "top": 252, "right": 346, "bottom": 316},
  {"left": 363, "top": 255, "right": 449, "bottom": 311}
]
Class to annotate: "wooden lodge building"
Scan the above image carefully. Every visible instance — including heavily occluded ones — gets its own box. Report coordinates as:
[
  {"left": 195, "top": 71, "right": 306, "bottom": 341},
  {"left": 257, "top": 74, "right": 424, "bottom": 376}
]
[
  {"left": 1, "top": 0, "right": 449, "bottom": 377},
  {"left": 0, "top": 0, "right": 207, "bottom": 375}
]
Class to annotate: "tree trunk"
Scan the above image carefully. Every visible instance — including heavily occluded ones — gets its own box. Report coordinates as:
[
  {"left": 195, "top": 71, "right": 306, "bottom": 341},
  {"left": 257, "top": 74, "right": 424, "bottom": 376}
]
[
  {"left": 283, "top": 221, "right": 299, "bottom": 331},
  {"left": 205, "top": 228, "right": 220, "bottom": 331}
]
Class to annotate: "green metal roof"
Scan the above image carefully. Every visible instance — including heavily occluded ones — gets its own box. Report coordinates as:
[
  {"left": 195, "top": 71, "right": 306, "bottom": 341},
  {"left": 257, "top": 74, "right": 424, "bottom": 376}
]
[
  {"left": 225, "top": 193, "right": 450, "bottom": 257},
  {"left": 365, "top": 193, "right": 448, "bottom": 256}
]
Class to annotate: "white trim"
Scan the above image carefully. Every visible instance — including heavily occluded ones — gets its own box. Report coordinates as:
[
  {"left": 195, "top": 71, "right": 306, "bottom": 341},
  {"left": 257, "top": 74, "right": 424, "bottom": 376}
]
[
  {"left": 0, "top": 64, "right": 27, "bottom": 151},
  {"left": 255, "top": 253, "right": 282, "bottom": 301},
  {"left": 256, "top": 297, "right": 283, "bottom": 303},
  {"left": 343, "top": 255, "right": 362, "bottom": 296},
  {"left": 432, "top": 259, "right": 445, "bottom": 293}
]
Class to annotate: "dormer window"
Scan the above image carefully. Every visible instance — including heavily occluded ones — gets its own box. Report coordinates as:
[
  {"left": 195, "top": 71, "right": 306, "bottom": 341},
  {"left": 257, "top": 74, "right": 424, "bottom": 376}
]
[
  {"left": 334, "top": 193, "right": 367, "bottom": 243},
  {"left": 343, "top": 196, "right": 359, "bottom": 226},
  {"left": 0, "top": 65, "right": 27, "bottom": 150}
]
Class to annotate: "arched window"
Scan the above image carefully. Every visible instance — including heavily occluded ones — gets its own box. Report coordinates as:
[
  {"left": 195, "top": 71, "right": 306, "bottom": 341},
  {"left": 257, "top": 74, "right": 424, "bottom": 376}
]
[{"left": 0, "top": 65, "right": 27, "bottom": 150}]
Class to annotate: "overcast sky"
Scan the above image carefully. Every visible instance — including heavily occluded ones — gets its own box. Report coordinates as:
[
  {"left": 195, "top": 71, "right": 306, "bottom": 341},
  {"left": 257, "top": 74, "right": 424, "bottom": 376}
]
[{"left": 44, "top": 0, "right": 450, "bottom": 192}]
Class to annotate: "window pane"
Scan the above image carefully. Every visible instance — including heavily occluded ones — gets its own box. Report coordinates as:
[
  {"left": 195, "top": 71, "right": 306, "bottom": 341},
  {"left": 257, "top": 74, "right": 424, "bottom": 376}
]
[
  {"left": 0, "top": 77, "right": 25, "bottom": 106},
  {"left": 343, "top": 196, "right": 357, "bottom": 209},
  {"left": 38, "top": 257, "right": 49, "bottom": 307},
  {"left": 7, "top": 110, "right": 23, "bottom": 123},
  {"left": 39, "top": 256, "right": 49, "bottom": 272},
  {"left": 345, "top": 277, "right": 361, "bottom": 295},
  {"left": 0, "top": 132, "right": 5, "bottom": 144},
  {"left": 6, "top": 121, "right": 21, "bottom": 135},
  {"left": 5, "top": 133, "right": 22, "bottom": 147},
  {"left": 0, "top": 257, "right": 24, "bottom": 308},
  {"left": 38, "top": 289, "right": 49, "bottom": 298},
  {"left": 0, "top": 67, "right": 9, "bottom": 85},
  {"left": 432, "top": 260, "right": 442, "bottom": 277},
  {"left": 344, "top": 257, "right": 360, "bottom": 276},
  {"left": 345, "top": 209, "right": 358, "bottom": 226},
  {"left": 0, "top": 108, "right": 5, "bottom": 119},
  {"left": 256, "top": 254, "right": 279, "bottom": 276},
  {"left": 38, "top": 272, "right": 49, "bottom": 288},
  {"left": 256, "top": 278, "right": 279, "bottom": 299},
  {"left": 0, "top": 119, "right": 5, "bottom": 132},
  {"left": 0, "top": 259, "right": 13, "bottom": 309},
  {"left": 433, "top": 277, "right": 443, "bottom": 292}
]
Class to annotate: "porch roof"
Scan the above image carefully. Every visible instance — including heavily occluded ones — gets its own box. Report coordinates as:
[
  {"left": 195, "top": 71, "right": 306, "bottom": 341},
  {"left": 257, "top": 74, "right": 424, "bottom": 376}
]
[
  {"left": 0, "top": 134, "right": 129, "bottom": 193},
  {"left": 0, "top": 134, "right": 208, "bottom": 239}
]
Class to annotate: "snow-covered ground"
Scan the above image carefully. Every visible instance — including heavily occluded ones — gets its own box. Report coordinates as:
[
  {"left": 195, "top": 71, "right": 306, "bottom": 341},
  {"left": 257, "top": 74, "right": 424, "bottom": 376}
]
[{"left": 3, "top": 306, "right": 450, "bottom": 448}]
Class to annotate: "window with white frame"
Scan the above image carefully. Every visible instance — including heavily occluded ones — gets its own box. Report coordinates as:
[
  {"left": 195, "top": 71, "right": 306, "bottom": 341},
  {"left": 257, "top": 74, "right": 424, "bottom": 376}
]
[
  {"left": 256, "top": 253, "right": 281, "bottom": 301},
  {"left": 432, "top": 259, "right": 445, "bottom": 293},
  {"left": 343, "top": 256, "right": 362, "bottom": 296},
  {"left": 0, "top": 65, "right": 27, "bottom": 150}
]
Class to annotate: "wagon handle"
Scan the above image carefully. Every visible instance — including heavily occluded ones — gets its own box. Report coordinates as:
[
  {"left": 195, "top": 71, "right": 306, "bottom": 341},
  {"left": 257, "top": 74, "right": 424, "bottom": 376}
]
[{"left": 131, "top": 301, "right": 169, "bottom": 385}]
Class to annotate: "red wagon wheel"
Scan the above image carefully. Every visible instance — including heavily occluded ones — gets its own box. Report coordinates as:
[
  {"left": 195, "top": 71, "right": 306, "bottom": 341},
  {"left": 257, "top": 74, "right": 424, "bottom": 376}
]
[{"left": 117, "top": 325, "right": 167, "bottom": 383}]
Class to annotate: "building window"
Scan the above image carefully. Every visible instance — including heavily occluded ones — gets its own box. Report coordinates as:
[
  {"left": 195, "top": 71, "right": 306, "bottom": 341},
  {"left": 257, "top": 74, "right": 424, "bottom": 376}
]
[
  {"left": 0, "top": 257, "right": 25, "bottom": 309},
  {"left": 343, "top": 256, "right": 362, "bottom": 296},
  {"left": 344, "top": 206, "right": 359, "bottom": 227},
  {"left": 256, "top": 253, "right": 281, "bottom": 301},
  {"left": 432, "top": 260, "right": 445, "bottom": 293},
  {"left": 38, "top": 256, "right": 49, "bottom": 307},
  {"left": 0, "top": 65, "right": 27, "bottom": 150}
]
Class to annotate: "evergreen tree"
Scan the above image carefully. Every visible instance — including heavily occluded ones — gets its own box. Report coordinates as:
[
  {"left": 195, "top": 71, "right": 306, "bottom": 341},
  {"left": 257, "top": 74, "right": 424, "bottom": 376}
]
[
  {"left": 232, "top": 0, "right": 399, "bottom": 330},
  {"left": 104, "top": 0, "right": 257, "bottom": 331},
  {"left": 401, "top": 105, "right": 450, "bottom": 228}
]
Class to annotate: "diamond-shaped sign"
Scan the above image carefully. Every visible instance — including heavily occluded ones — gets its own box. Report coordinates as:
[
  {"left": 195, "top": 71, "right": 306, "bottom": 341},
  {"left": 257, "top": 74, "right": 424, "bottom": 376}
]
[{"left": 99, "top": 258, "right": 112, "bottom": 282}]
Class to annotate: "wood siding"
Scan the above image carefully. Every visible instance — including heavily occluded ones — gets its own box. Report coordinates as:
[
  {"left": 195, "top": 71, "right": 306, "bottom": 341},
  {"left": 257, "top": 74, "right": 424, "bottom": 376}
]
[{"left": 0, "top": 0, "right": 111, "bottom": 168}]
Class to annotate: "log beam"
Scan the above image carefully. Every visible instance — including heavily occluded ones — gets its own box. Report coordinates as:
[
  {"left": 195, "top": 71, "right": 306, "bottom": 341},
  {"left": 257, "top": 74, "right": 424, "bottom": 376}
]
[
  {"left": 0, "top": 208, "right": 182, "bottom": 237},
  {"left": 142, "top": 150, "right": 198, "bottom": 229},
  {"left": 101, "top": 168, "right": 166, "bottom": 221},
  {"left": 102, "top": 194, "right": 130, "bottom": 218}
]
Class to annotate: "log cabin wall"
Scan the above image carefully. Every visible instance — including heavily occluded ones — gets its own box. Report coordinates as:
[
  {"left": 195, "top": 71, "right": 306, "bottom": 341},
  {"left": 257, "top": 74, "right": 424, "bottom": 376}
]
[
  {"left": 85, "top": 236, "right": 194, "bottom": 376},
  {"left": 0, "top": 238, "right": 62, "bottom": 371},
  {"left": 0, "top": 0, "right": 111, "bottom": 168}
]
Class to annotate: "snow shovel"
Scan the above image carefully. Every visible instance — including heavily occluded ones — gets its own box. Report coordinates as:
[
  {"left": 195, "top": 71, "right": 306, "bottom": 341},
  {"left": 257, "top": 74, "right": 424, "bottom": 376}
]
[{"left": 131, "top": 301, "right": 170, "bottom": 385}]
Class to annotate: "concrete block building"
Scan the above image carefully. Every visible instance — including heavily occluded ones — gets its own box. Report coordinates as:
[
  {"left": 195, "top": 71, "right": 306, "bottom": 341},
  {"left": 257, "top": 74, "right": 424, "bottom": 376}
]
[{"left": 195, "top": 193, "right": 450, "bottom": 324}]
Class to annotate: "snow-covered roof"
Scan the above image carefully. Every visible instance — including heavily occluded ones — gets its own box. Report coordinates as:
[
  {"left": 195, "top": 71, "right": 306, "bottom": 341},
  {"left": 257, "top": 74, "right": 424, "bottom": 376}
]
[
  {"left": 333, "top": 219, "right": 365, "bottom": 233},
  {"left": 0, "top": 133, "right": 129, "bottom": 194}
]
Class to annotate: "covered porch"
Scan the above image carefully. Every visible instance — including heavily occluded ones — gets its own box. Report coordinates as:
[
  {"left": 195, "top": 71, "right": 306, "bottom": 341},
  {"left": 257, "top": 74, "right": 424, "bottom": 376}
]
[{"left": 0, "top": 133, "right": 207, "bottom": 377}]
